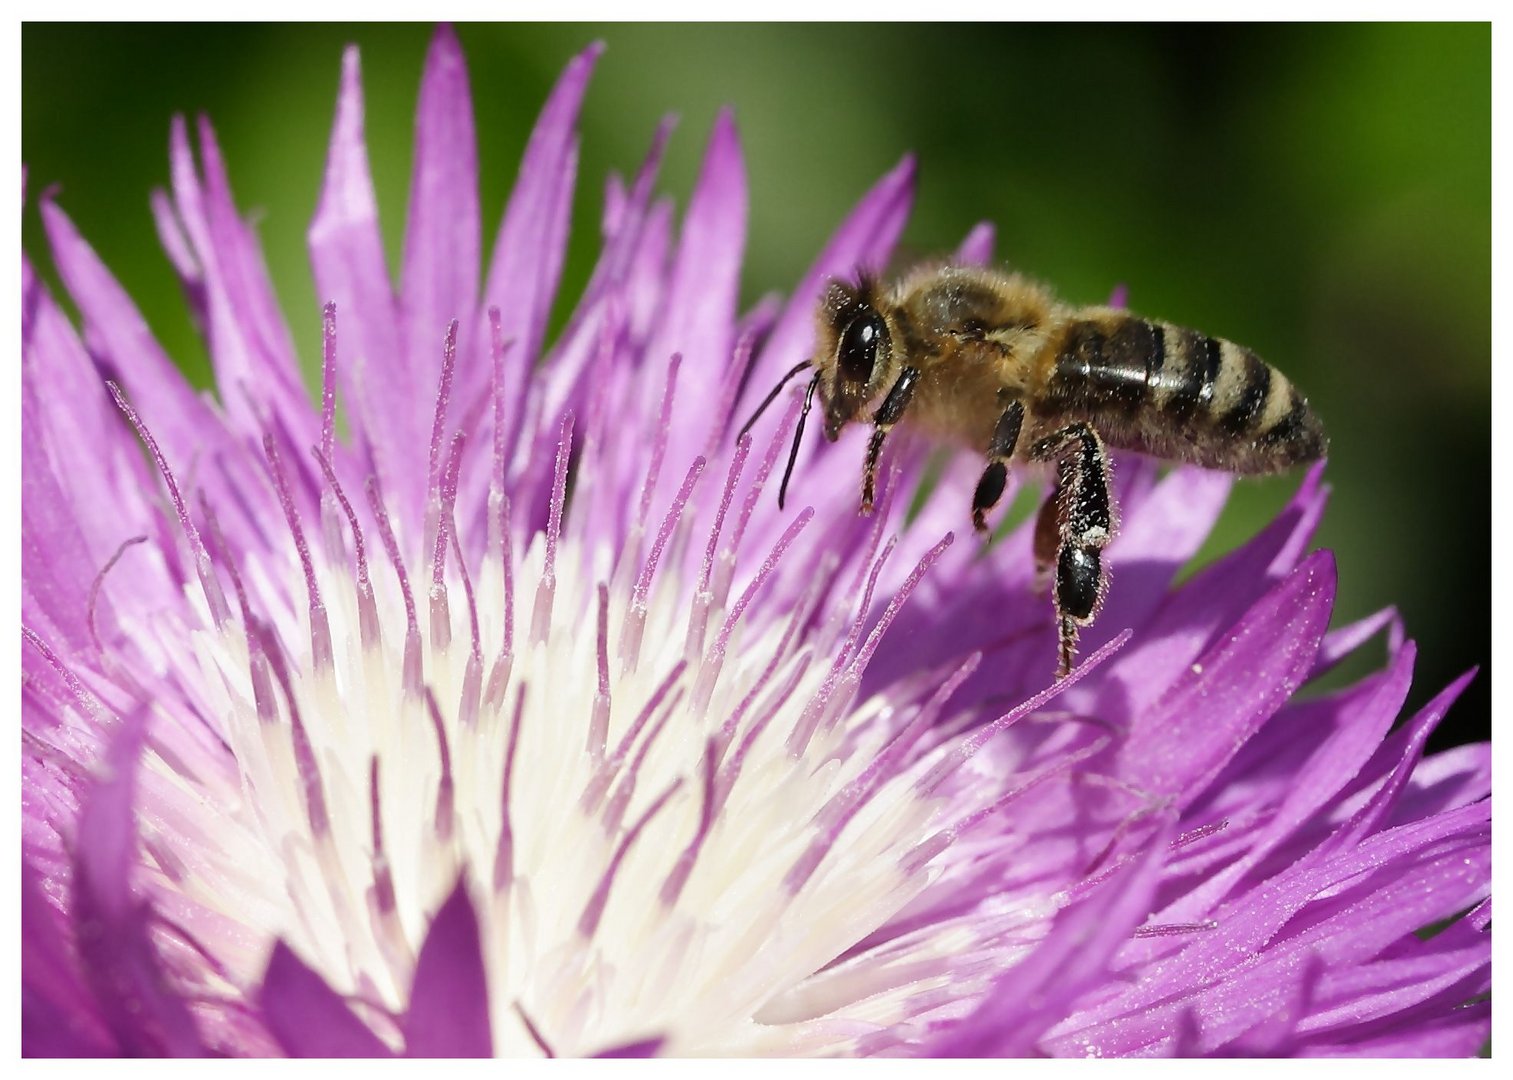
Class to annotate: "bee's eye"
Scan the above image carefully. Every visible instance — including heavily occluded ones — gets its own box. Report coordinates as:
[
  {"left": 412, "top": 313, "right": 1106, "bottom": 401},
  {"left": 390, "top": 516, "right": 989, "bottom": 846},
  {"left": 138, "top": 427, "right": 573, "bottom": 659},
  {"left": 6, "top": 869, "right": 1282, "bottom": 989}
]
[{"left": 837, "top": 311, "right": 886, "bottom": 384}]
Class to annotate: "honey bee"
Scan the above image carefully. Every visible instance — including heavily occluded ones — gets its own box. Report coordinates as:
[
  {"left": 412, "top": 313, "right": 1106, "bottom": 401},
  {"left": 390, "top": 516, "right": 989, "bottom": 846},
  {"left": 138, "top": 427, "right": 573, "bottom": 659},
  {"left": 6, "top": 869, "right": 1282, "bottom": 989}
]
[{"left": 740, "top": 264, "right": 1327, "bottom": 678}]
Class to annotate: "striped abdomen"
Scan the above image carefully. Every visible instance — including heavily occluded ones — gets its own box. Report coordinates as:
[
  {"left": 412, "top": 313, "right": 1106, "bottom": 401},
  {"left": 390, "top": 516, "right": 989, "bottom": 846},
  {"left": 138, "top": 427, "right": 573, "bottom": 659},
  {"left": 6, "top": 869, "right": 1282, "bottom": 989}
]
[{"left": 1035, "top": 312, "right": 1326, "bottom": 475}]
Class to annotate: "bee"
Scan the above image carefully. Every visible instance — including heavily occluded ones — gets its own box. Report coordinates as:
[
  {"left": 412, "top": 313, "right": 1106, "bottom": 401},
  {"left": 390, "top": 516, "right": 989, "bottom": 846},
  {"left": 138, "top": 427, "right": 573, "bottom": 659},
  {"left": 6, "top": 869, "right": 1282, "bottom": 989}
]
[{"left": 739, "top": 264, "right": 1327, "bottom": 678}]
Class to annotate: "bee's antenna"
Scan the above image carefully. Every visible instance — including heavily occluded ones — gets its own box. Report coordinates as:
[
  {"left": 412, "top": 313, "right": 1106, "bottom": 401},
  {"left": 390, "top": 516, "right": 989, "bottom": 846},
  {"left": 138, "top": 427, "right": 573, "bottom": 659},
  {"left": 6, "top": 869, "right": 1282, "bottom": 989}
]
[
  {"left": 777, "top": 373, "right": 819, "bottom": 511},
  {"left": 737, "top": 360, "right": 812, "bottom": 442}
]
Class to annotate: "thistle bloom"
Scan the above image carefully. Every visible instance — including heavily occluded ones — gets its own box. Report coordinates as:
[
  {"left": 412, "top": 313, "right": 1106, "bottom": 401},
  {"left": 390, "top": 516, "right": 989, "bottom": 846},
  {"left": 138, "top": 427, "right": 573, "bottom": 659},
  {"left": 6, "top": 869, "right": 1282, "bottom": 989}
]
[{"left": 22, "top": 29, "right": 1490, "bottom": 1058}]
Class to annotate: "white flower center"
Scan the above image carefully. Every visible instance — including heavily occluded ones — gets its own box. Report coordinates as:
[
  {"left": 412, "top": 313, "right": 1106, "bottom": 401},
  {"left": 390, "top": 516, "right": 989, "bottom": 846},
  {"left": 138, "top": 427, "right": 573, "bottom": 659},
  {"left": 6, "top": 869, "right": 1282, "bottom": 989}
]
[{"left": 133, "top": 480, "right": 1053, "bottom": 1056}]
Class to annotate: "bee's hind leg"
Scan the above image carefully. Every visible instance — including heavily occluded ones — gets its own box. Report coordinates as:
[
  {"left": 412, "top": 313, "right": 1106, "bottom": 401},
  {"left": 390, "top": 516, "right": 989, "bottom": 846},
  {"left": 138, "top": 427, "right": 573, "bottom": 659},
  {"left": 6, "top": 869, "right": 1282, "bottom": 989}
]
[
  {"left": 1029, "top": 422, "right": 1116, "bottom": 678},
  {"left": 971, "top": 400, "right": 1025, "bottom": 534}
]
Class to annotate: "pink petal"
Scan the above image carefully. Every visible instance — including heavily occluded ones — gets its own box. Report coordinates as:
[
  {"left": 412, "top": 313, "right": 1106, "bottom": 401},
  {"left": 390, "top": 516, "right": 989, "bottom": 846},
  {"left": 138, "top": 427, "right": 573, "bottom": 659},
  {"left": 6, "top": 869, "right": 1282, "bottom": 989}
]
[
  {"left": 475, "top": 41, "right": 602, "bottom": 423},
  {"left": 22, "top": 860, "right": 115, "bottom": 1057},
  {"left": 39, "top": 197, "right": 226, "bottom": 474},
  {"left": 1091, "top": 463, "right": 1234, "bottom": 650},
  {"left": 21, "top": 382, "right": 110, "bottom": 652},
  {"left": 649, "top": 108, "right": 748, "bottom": 478},
  {"left": 1058, "top": 800, "right": 1488, "bottom": 1052},
  {"left": 172, "top": 114, "right": 308, "bottom": 438},
  {"left": 954, "top": 221, "right": 995, "bottom": 266},
  {"left": 1316, "top": 670, "right": 1476, "bottom": 857},
  {"left": 624, "top": 197, "right": 674, "bottom": 345},
  {"left": 403, "top": 878, "right": 493, "bottom": 1057},
  {"left": 1303, "top": 915, "right": 1489, "bottom": 1034},
  {"left": 1298, "top": 1002, "right": 1489, "bottom": 1057},
  {"left": 309, "top": 47, "right": 415, "bottom": 514},
  {"left": 401, "top": 25, "right": 480, "bottom": 404},
  {"left": 258, "top": 942, "right": 393, "bottom": 1057},
  {"left": 1117, "top": 549, "right": 1336, "bottom": 802},
  {"left": 1161, "top": 641, "right": 1416, "bottom": 920},
  {"left": 1217, "top": 957, "right": 1324, "bottom": 1055},
  {"left": 1201, "top": 648, "right": 1414, "bottom": 817},
  {"left": 38, "top": 197, "right": 274, "bottom": 558},
  {"left": 937, "top": 829, "right": 1168, "bottom": 1056},
  {"left": 72, "top": 706, "right": 202, "bottom": 1055},
  {"left": 1102, "top": 464, "right": 1328, "bottom": 717},
  {"left": 1168, "top": 809, "right": 1487, "bottom": 1055},
  {"left": 497, "top": 120, "right": 677, "bottom": 526},
  {"left": 1309, "top": 605, "right": 1401, "bottom": 679},
  {"left": 1391, "top": 739, "right": 1490, "bottom": 825},
  {"left": 149, "top": 187, "right": 204, "bottom": 317}
]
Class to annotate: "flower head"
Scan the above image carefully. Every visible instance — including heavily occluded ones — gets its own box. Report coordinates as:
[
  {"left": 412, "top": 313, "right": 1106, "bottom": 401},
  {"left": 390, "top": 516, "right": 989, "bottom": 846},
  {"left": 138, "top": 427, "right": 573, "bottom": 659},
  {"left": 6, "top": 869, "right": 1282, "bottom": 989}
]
[{"left": 22, "top": 27, "right": 1489, "bottom": 1058}]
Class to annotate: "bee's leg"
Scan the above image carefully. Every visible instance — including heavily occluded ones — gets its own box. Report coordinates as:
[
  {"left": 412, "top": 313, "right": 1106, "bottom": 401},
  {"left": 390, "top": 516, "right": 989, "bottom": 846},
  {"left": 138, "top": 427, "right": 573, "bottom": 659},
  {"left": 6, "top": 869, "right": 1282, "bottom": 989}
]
[
  {"left": 861, "top": 366, "right": 922, "bottom": 513},
  {"left": 1029, "top": 422, "right": 1115, "bottom": 678},
  {"left": 971, "top": 400, "right": 1026, "bottom": 534}
]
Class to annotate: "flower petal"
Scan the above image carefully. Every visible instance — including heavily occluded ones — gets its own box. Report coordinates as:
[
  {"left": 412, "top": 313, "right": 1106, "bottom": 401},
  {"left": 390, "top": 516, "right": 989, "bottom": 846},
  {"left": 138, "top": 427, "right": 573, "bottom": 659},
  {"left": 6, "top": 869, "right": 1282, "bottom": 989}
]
[
  {"left": 1197, "top": 810, "right": 1487, "bottom": 1054},
  {"left": 954, "top": 221, "right": 995, "bottom": 266},
  {"left": 650, "top": 108, "right": 748, "bottom": 478},
  {"left": 1117, "top": 548, "right": 1336, "bottom": 804},
  {"left": 258, "top": 942, "right": 393, "bottom": 1058},
  {"left": 1100, "top": 463, "right": 1328, "bottom": 718},
  {"left": 1302, "top": 912, "right": 1490, "bottom": 1036},
  {"left": 72, "top": 705, "right": 202, "bottom": 1056},
  {"left": 21, "top": 252, "right": 161, "bottom": 574},
  {"left": 403, "top": 877, "right": 493, "bottom": 1057},
  {"left": 309, "top": 47, "right": 414, "bottom": 514},
  {"left": 1318, "top": 670, "right": 1476, "bottom": 856},
  {"left": 1159, "top": 642, "right": 1417, "bottom": 919},
  {"left": 401, "top": 25, "right": 480, "bottom": 402},
  {"left": 1309, "top": 605, "right": 1401, "bottom": 680},
  {"left": 1391, "top": 739, "right": 1490, "bottom": 824},
  {"left": 21, "top": 384, "right": 108, "bottom": 652},
  {"left": 936, "top": 828, "right": 1169, "bottom": 1056},
  {"left": 1298, "top": 1001, "right": 1490, "bottom": 1057},
  {"left": 38, "top": 197, "right": 275, "bottom": 559},
  {"left": 548, "top": 115, "right": 675, "bottom": 357},
  {"left": 1095, "top": 464, "right": 1233, "bottom": 640},
  {"left": 39, "top": 197, "right": 226, "bottom": 477},
  {"left": 475, "top": 41, "right": 602, "bottom": 431},
  {"left": 22, "top": 860, "right": 115, "bottom": 1057},
  {"left": 171, "top": 114, "right": 308, "bottom": 439},
  {"left": 1053, "top": 800, "right": 1489, "bottom": 1055},
  {"left": 149, "top": 187, "right": 205, "bottom": 325}
]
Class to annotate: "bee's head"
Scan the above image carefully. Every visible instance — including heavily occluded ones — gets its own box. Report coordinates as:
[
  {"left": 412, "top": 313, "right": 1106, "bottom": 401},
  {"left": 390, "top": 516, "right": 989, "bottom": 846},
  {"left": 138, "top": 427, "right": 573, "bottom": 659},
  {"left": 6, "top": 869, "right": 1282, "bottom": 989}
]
[
  {"left": 731, "top": 272, "right": 897, "bottom": 511},
  {"left": 814, "top": 276, "right": 895, "bottom": 441}
]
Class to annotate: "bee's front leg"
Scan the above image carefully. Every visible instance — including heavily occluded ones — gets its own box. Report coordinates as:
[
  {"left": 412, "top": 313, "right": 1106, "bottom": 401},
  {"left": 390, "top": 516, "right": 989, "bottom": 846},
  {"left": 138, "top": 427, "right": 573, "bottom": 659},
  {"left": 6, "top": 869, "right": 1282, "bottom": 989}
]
[{"left": 860, "top": 366, "right": 922, "bottom": 514}]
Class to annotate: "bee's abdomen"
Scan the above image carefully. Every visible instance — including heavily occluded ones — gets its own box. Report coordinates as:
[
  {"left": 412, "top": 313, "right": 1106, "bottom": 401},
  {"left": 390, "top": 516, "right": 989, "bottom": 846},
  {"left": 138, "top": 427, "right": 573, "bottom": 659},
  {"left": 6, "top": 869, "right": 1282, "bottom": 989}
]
[{"left": 1036, "top": 314, "right": 1326, "bottom": 474}]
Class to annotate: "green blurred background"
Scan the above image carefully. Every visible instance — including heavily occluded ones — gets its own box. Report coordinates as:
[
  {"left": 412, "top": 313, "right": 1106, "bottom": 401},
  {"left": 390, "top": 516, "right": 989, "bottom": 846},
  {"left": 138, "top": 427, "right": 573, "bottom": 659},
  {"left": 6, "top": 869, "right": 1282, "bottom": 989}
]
[{"left": 22, "top": 23, "right": 1489, "bottom": 747}]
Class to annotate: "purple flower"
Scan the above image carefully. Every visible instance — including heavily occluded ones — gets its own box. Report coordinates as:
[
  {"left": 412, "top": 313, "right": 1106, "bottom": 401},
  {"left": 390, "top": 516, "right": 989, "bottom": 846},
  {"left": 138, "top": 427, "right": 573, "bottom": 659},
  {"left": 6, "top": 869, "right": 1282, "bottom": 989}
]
[{"left": 22, "top": 28, "right": 1489, "bottom": 1058}]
